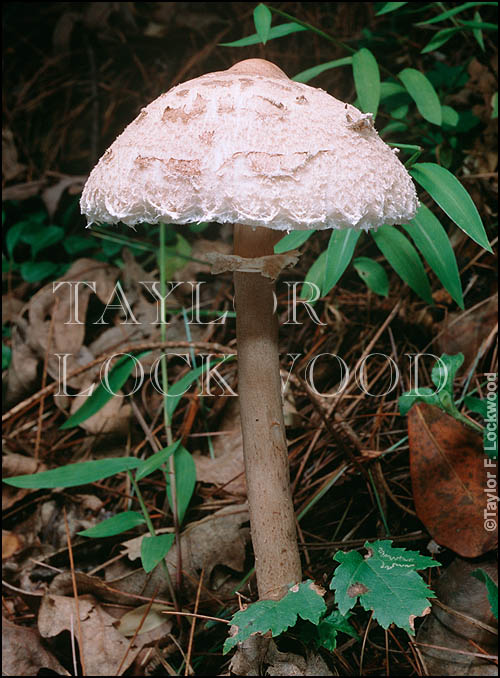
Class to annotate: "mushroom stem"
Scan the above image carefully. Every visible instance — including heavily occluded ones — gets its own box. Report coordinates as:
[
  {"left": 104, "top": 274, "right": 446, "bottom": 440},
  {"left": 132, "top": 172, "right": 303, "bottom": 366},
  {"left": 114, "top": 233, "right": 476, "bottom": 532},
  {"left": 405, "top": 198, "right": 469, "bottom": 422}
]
[{"left": 233, "top": 223, "right": 302, "bottom": 601}]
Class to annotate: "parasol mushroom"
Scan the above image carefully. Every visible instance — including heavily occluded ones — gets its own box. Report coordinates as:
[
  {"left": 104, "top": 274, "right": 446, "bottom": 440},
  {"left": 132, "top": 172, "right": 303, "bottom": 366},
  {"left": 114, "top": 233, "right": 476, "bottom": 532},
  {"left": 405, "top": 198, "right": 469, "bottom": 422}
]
[{"left": 80, "top": 58, "right": 419, "bottom": 602}]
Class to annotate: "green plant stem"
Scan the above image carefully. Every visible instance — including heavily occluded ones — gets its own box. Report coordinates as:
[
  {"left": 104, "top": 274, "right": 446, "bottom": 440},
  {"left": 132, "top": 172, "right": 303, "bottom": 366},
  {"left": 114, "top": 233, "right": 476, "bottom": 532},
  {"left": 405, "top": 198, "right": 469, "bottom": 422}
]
[
  {"left": 182, "top": 307, "right": 215, "bottom": 459},
  {"left": 268, "top": 5, "right": 396, "bottom": 79},
  {"left": 268, "top": 5, "right": 356, "bottom": 53},
  {"left": 368, "top": 469, "right": 390, "bottom": 536},
  {"left": 128, "top": 471, "right": 178, "bottom": 608},
  {"left": 159, "top": 222, "right": 182, "bottom": 590}
]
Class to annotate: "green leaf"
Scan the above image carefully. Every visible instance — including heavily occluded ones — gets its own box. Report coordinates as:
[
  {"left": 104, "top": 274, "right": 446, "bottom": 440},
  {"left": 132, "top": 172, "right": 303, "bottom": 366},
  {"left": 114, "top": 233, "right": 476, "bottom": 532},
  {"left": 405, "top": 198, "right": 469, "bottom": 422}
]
[
  {"left": 64, "top": 235, "right": 97, "bottom": 255},
  {"left": 292, "top": 57, "right": 352, "bottom": 84},
  {"left": 166, "top": 445, "right": 196, "bottom": 525},
  {"left": 466, "top": 394, "right": 498, "bottom": 459},
  {"left": 253, "top": 3, "right": 272, "bottom": 44},
  {"left": 446, "top": 19, "right": 498, "bottom": 30},
  {"left": 78, "top": 511, "right": 146, "bottom": 538},
  {"left": 399, "top": 387, "right": 441, "bottom": 416},
  {"left": 223, "top": 580, "right": 326, "bottom": 654},
  {"left": 492, "top": 92, "right": 498, "bottom": 119},
  {"left": 331, "top": 540, "right": 439, "bottom": 634},
  {"left": 398, "top": 68, "right": 442, "bottom": 125},
  {"left": 375, "top": 2, "right": 408, "bottom": 15},
  {"left": 141, "top": 533, "right": 175, "bottom": 573},
  {"left": 403, "top": 204, "right": 464, "bottom": 308},
  {"left": 379, "top": 82, "right": 411, "bottom": 118},
  {"left": 316, "top": 610, "right": 359, "bottom": 651},
  {"left": 416, "top": 2, "right": 498, "bottom": 25},
  {"left": 159, "top": 233, "right": 192, "bottom": 279},
  {"left": 3, "top": 457, "right": 142, "bottom": 489},
  {"left": 431, "top": 353, "right": 464, "bottom": 394},
  {"left": 166, "top": 358, "right": 226, "bottom": 420},
  {"left": 101, "top": 238, "right": 122, "bottom": 257},
  {"left": 135, "top": 440, "right": 182, "bottom": 481},
  {"left": 380, "top": 81, "right": 407, "bottom": 99},
  {"left": 20, "top": 261, "right": 59, "bottom": 282},
  {"left": 300, "top": 251, "right": 327, "bottom": 301},
  {"left": 2, "top": 343, "right": 12, "bottom": 369},
  {"left": 189, "top": 221, "right": 210, "bottom": 233},
  {"left": 472, "top": 10, "right": 485, "bottom": 50},
  {"left": 220, "top": 22, "right": 307, "bottom": 47},
  {"left": 323, "top": 229, "right": 361, "bottom": 295},
  {"left": 410, "top": 163, "right": 492, "bottom": 252},
  {"left": 372, "top": 225, "right": 433, "bottom": 305},
  {"left": 421, "top": 27, "right": 458, "bottom": 53},
  {"left": 380, "top": 121, "right": 408, "bottom": 135},
  {"left": 472, "top": 569, "right": 499, "bottom": 620},
  {"left": 441, "top": 105, "right": 460, "bottom": 128},
  {"left": 21, "top": 224, "right": 64, "bottom": 258},
  {"left": 465, "top": 395, "right": 488, "bottom": 419},
  {"left": 352, "top": 48, "right": 381, "bottom": 116},
  {"left": 274, "top": 230, "right": 313, "bottom": 253},
  {"left": 6, "top": 221, "right": 31, "bottom": 260},
  {"left": 60, "top": 352, "right": 150, "bottom": 430},
  {"left": 353, "top": 257, "right": 389, "bottom": 297}
]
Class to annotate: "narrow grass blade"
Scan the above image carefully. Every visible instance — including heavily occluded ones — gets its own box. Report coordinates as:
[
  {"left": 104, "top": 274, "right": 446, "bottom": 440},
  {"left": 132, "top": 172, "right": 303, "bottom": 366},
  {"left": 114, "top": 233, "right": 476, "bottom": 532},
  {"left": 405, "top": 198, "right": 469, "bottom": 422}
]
[
  {"left": 253, "top": 3, "right": 272, "bottom": 44},
  {"left": 3, "top": 457, "right": 142, "bottom": 489},
  {"left": 403, "top": 204, "right": 464, "bottom": 308},
  {"left": 141, "top": 533, "right": 175, "bottom": 573},
  {"left": 274, "top": 230, "right": 313, "bottom": 253},
  {"left": 293, "top": 57, "right": 352, "bottom": 83},
  {"left": 353, "top": 257, "right": 389, "bottom": 297},
  {"left": 372, "top": 225, "right": 433, "bottom": 305},
  {"left": 398, "top": 68, "right": 442, "bottom": 125},
  {"left": 323, "top": 229, "right": 361, "bottom": 295},
  {"left": 220, "top": 22, "right": 307, "bottom": 47},
  {"left": 410, "top": 163, "right": 492, "bottom": 252},
  {"left": 166, "top": 445, "right": 196, "bottom": 524},
  {"left": 78, "top": 511, "right": 146, "bottom": 538},
  {"left": 353, "top": 48, "right": 381, "bottom": 116},
  {"left": 60, "top": 352, "right": 150, "bottom": 430}
]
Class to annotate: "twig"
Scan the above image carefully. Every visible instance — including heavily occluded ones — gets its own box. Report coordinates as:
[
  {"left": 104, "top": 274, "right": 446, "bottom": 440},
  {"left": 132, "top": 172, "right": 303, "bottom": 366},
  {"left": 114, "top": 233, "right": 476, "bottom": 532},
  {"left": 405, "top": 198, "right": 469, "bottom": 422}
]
[
  {"left": 34, "top": 296, "right": 59, "bottom": 459},
  {"left": 63, "top": 507, "right": 86, "bottom": 676},
  {"left": 2, "top": 340, "right": 234, "bottom": 424},
  {"left": 115, "top": 587, "right": 160, "bottom": 676},
  {"left": 184, "top": 568, "right": 204, "bottom": 676}
]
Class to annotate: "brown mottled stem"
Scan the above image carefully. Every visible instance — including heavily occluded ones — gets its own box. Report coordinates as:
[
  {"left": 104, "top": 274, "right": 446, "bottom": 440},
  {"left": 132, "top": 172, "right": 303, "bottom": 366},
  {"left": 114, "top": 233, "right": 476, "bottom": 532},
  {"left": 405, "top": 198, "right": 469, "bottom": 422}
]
[{"left": 233, "top": 223, "right": 302, "bottom": 601}]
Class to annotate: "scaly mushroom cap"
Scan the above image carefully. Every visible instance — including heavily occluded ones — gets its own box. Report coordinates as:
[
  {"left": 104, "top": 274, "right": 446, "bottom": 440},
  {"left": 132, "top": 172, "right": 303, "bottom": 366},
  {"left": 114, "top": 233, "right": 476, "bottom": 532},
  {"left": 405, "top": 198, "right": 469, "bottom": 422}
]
[{"left": 81, "top": 58, "right": 419, "bottom": 231}]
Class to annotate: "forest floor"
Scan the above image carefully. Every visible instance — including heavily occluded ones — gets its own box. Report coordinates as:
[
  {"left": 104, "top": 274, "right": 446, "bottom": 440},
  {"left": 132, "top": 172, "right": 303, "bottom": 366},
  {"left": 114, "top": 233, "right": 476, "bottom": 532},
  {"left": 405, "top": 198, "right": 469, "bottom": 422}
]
[{"left": 2, "top": 2, "right": 498, "bottom": 676}]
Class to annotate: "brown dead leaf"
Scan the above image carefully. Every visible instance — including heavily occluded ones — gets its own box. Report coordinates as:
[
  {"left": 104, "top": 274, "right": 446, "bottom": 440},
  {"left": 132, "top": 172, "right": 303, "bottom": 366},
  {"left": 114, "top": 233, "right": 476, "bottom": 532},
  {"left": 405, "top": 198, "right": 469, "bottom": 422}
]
[
  {"left": 118, "top": 505, "right": 249, "bottom": 596},
  {"left": 2, "top": 128, "right": 26, "bottom": 181},
  {"left": 408, "top": 403, "right": 497, "bottom": 557},
  {"left": 38, "top": 593, "right": 146, "bottom": 676},
  {"left": 230, "top": 637, "right": 334, "bottom": 677},
  {"left": 5, "top": 321, "right": 40, "bottom": 405},
  {"left": 2, "top": 294, "right": 24, "bottom": 325},
  {"left": 49, "top": 571, "right": 133, "bottom": 604},
  {"left": 2, "top": 453, "right": 47, "bottom": 510},
  {"left": 174, "top": 237, "right": 231, "bottom": 282},
  {"left": 6, "top": 258, "right": 121, "bottom": 403},
  {"left": 437, "top": 295, "right": 498, "bottom": 371},
  {"left": 29, "top": 257, "right": 119, "bottom": 353},
  {"left": 3, "top": 615, "right": 69, "bottom": 676},
  {"left": 193, "top": 399, "right": 246, "bottom": 495},
  {"left": 2, "top": 530, "right": 24, "bottom": 559},
  {"left": 115, "top": 603, "right": 172, "bottom": 637},
  {"left": 41, "top": 174, "right": 86, "bottom": 218},
  {"left": 68, "top": 383, "right": 131, "bottom": 434},
  {"left": 417, "top": 558, "right": 498, "bottom": 676}
]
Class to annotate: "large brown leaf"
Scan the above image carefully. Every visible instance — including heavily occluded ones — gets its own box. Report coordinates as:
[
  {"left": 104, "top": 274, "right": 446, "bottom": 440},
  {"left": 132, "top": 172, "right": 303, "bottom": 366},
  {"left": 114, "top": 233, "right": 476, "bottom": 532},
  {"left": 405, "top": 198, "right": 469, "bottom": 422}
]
[{"left": 408, "top": 403, "right": 497, "bottom": 558}]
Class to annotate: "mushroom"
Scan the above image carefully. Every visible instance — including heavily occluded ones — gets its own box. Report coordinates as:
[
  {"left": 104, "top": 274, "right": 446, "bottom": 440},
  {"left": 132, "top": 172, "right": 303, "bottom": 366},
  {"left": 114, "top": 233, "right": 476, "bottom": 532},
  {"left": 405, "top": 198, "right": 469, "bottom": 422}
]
[{"left": 81, "top": 58, "right": 419, "bottom": 602}]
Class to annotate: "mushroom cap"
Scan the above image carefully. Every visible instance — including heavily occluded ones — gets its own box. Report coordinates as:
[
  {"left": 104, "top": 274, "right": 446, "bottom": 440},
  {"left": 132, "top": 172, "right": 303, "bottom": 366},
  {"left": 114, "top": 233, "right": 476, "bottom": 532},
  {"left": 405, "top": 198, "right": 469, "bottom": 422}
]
[{"left": 81, "top": 58, "right": 419, "bottom": 231}]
